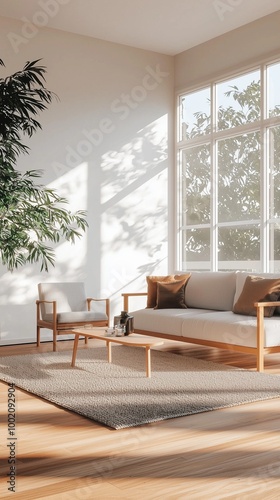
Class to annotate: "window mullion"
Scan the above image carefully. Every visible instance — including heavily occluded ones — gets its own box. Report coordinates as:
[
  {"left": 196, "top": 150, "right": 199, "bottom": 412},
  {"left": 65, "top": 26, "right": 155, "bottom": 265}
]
[
  {"left": 211, "top": 82, "right": 218, "bottom": 271},
  {"left": 261, "top": 64, "right": 269, "bottom": 272}
]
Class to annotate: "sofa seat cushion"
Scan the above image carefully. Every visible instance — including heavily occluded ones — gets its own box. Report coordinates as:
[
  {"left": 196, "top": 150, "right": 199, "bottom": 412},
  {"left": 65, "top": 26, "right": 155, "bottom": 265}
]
[
  {"left": 132, "top": 308, "right": 212, "bottom": 337},
  {"left": 44, "top": 311, "right": 108, "bottom": 323},
  {"left": 185, "top": 271, "right": 237, "bottom": 311},
  {"left": 181, "top": 311, "right": 280, "bottom": 348}
]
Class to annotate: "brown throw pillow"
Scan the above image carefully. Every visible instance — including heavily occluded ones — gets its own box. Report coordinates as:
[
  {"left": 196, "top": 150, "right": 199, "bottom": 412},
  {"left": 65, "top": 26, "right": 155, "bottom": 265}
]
[
  {"left": 232, "top": 275, "right": 280, "bottom": 317},
  {"left": 146, "top": 275, "right": 175, "bottom": 308},
  {"left": 154, "top": 279, "right": 188, "bottom": 309},
  {"left": 146, "top": 274, "right": 191, "bottom": 308}
]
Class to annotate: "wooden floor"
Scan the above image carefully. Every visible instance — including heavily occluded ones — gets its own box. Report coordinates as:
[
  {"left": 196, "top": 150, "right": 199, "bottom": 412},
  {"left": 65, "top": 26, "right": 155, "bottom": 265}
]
[{"left": 1, "top": 339, "right": 280, "bottom": 500}]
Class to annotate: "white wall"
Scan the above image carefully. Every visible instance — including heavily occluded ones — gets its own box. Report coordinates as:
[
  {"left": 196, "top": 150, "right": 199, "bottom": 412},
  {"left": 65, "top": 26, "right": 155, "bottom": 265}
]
[
  {"left": 0, "top": 16, "right": 174, "bottom": 344},
  {"left": 175, "top": 11, "right": 280, "bottom": 90}
]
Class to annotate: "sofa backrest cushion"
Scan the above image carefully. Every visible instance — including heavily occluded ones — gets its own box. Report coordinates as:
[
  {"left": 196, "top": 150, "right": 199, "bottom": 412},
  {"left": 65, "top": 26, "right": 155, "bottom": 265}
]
[{"left": 185, "top": 271, "right": 237, "bottom": 311}]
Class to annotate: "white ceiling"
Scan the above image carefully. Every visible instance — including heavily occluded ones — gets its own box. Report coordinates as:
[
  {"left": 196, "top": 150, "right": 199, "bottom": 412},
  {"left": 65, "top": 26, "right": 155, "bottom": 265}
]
[{"left": 1, "top": 0, "right": 280, "bottom": 55}]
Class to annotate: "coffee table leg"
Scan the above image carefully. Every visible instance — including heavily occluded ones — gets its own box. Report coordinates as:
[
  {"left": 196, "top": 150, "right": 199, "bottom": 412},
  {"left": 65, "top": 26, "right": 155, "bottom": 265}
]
[
  {"left": 107, "top": 340, "right": 112, "bottom": 363},
  {"left": 71, "top": 333, "right": 80, "bottom": 367},
  {"left": 146, "top": 346, "right": 151, "bottom": 378}
]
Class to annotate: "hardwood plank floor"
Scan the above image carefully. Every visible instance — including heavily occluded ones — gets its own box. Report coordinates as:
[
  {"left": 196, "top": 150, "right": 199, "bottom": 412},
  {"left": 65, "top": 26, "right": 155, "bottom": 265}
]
[{"left": 1, "top": 339, "right": 280, "bottom": 499}]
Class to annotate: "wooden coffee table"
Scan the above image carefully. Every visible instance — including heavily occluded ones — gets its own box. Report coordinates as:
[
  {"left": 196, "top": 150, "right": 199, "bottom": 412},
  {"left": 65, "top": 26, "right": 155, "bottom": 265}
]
[{"left": 71, "top": 328, "right": 163, "bottom": 377}]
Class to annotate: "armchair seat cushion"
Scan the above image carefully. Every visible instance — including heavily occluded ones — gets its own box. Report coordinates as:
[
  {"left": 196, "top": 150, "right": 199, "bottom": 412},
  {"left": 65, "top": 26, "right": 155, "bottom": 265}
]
[{"left": 43, "top": 311, "right": 108, "bottom": 324}]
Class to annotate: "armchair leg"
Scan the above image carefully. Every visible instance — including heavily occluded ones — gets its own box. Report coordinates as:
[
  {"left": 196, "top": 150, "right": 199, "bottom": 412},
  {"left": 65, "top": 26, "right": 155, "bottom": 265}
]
[
  {"left": 53, "top": 329, "right": 57, "bottom": 352},
  {"left": 37, "top": 325, "right": 40, "bottom": 347}
]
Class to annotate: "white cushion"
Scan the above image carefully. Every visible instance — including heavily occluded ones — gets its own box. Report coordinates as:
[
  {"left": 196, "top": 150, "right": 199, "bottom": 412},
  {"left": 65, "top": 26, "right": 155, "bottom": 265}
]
[
  {"left": 181, "top": 310, "right": 280, "bottom": 348},
  {"left": 185, "top": 272, "right": 237, "bottom": 311},
  {"left": 132, "top": 308, "right": 213, "bottom": 337},
  {"left": 38, "top": 282, "right": 88, "bottom": 321},
  {"left": 44, "top": 311, "right": 107, "bottom": 323}
]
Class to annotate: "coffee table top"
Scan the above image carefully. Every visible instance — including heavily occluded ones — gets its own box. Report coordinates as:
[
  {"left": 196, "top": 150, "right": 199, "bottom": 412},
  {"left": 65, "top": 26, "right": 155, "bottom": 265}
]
[{"left": 72, "top": 327, "right": 164, "bottom": 347}]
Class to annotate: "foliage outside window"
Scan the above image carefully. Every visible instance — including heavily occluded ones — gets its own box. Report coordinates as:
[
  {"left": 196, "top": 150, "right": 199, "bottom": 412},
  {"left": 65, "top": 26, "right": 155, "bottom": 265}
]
[{"left": 177, "top": 60, "right": 280, "bottom": 272}]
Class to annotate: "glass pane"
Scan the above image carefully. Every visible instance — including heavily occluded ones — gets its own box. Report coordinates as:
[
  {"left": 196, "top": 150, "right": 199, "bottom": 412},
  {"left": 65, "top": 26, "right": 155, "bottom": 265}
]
[
  {"left": 269, "top": 126, "right": 280, "bottom": 218},
  {"left": 179, "top": 87, "right": 210, "bottom": 141},
  {"left": 269, "top": 223, "right": 280, "bottom": 272},
  {"left": 217, "top": 70, "right": 260, "bottom": 131},
  {"left": 218, "top": 227, "right": 260, "bottom": 269},
  {"left": 268, "top": 62, "right": 280, "bottom": 118},
  {"left": 183, "top": 228, "right": 210, "bottom": 267},
  {"left": 182, "top": 145, "right": 211, "bottom": 225},
  {"left": 218, "top": 132, "right": 261, "bottom": 223}
]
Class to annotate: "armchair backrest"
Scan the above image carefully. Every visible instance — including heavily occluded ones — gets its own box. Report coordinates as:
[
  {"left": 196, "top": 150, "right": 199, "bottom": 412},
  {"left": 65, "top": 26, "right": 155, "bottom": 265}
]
[{"left": 38, "top": 282, "right": 87, "bottom": 320}]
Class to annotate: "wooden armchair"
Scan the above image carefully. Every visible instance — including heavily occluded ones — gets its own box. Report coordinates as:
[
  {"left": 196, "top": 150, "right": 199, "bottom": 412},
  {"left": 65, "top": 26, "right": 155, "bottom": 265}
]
[{"left": 36, "top": 282, "right": 110, "bottom": 351}]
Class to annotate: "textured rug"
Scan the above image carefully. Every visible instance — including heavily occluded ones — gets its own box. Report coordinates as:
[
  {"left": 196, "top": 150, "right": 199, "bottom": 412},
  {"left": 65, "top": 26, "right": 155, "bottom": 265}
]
[{"left": 1, "top": 346, "right": 280, "bottom": 429}]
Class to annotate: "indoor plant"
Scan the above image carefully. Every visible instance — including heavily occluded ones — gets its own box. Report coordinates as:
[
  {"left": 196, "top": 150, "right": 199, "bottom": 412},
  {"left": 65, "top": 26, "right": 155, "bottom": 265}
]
[{"left": 0, "top": 58, "right": 88, "bottom": 271}]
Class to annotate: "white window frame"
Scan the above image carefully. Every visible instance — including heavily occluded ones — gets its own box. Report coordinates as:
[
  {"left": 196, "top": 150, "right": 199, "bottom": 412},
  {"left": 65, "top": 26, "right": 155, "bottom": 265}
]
[{"left": 175, "top": 57, "right": 280, "bottom": 272}]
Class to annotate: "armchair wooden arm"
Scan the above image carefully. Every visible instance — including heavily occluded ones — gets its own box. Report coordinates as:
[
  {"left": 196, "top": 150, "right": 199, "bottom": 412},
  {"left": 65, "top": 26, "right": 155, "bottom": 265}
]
[
  {"left": 254, "top": 301, "right": 280, "bottom": 372},
  {"left": 122, "top": 292, "right": 147, "bottom": 311},
  {"left": 36, "top": 299, "right": 57, "bottom": 326},
  {"left": 87, "top": 297, "right": 110, "bottom": 323}
]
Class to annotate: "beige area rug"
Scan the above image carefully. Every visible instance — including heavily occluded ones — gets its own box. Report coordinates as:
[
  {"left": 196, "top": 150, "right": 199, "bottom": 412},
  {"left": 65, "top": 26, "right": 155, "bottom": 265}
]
[{"left": 1, "top": 346, "right": 280, "bottom": 429}]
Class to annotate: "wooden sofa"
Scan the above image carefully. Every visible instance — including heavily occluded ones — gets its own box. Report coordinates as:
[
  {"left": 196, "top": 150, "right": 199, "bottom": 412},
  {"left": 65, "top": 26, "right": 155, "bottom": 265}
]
[{"left": 122, "top": 271, "right": 280, "bottom": 372}]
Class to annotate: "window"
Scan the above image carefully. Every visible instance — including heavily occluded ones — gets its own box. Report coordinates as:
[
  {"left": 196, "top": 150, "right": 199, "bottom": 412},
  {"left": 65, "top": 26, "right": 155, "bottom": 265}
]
[{"left": 177, "top": 60, "right": 280, "bottom": 272}]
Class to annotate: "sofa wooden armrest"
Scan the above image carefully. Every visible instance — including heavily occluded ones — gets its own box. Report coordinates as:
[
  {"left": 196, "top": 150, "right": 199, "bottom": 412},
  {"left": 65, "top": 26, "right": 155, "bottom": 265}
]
[
  {"left": 254, "top": 301, "right": 280, "bottom": 371},
  {"left": 254, "top": 301, "right": 280, "bottom": 308},
  {"left": 122, "top": 292, "right": 147, "bottom": 311}
]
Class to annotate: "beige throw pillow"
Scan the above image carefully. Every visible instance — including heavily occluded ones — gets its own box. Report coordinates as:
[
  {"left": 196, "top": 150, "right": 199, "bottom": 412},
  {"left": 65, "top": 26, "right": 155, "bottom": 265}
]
[{"left": 232, "top": 275, "right": 280, "bottom": 317}]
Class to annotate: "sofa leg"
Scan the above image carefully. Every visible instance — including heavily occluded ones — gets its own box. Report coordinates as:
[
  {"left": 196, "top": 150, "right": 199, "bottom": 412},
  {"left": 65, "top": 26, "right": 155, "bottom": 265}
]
[{"left": 257, "top": 349, "right": 264, "bottom": 372}]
